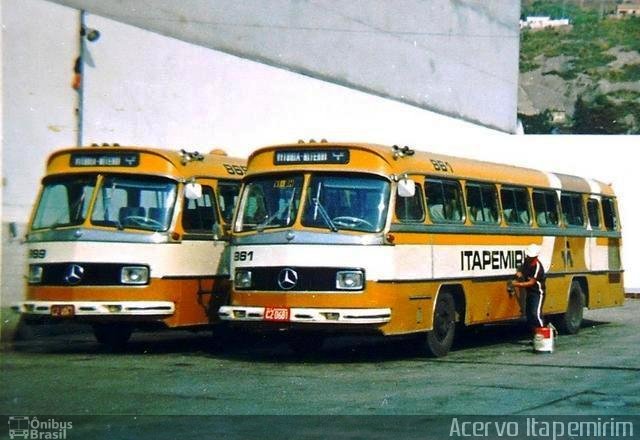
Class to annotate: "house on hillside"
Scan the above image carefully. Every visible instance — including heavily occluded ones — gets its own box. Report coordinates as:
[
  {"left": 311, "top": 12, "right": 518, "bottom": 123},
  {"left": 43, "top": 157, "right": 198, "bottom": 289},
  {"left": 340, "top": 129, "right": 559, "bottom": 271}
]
[
  {"left": 520, "top": 16, "right": 571, "bottom": 29},
  {"left": 616, "top": 2, "right": 640, "bottom": 17}
]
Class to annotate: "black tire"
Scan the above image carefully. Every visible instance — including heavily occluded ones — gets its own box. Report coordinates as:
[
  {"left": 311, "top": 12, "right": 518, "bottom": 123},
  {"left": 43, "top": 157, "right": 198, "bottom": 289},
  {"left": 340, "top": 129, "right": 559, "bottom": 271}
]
[
  {"left": 425, "top": 292, "right": 456, "bottom": 357},
  {"left": 554, "top": 281, "right": 586, "bottom": 335},
  {"left": 92, "top": 323, "right": 132, "bottom": 351}
]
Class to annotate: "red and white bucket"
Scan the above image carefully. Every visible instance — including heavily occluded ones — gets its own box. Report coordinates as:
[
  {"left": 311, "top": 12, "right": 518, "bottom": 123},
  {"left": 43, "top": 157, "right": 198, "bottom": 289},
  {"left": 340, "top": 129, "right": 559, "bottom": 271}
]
[{"left": 533, "top": 324, "right": 556, "bottom": 353}]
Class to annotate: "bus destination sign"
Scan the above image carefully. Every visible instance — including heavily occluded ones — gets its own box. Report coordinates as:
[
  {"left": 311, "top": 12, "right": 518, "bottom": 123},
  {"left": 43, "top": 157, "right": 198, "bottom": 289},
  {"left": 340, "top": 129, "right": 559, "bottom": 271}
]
[
  {"left": 274, "top": 149, "right": 350, "bottom": 165},
  {"left": 70, "top": 153, "right": 140, "bottom": 167}
]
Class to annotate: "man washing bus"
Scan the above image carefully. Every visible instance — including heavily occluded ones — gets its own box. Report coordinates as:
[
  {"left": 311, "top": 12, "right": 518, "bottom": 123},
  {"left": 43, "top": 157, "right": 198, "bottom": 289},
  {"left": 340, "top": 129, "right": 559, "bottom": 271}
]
[{"left": 511, "top": 244, "right": 546, "bottom": 330}]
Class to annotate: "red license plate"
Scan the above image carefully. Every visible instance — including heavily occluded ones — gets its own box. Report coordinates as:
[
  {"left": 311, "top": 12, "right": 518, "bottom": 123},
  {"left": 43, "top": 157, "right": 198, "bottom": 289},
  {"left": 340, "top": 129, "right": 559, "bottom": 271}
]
[
  {"left": 51, "top": 304, "right": 75, "bottom": 317},
  {"left": 264, "top": 307, "right": 290, "bottom": 322}
]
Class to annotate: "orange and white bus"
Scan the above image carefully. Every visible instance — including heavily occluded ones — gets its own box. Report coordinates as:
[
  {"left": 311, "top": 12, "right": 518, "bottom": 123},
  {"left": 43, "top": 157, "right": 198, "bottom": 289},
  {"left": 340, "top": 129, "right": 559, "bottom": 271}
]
[
  {"left": 219, "top": 141, "right": 624, "bottom": 356},
  {"left": 14, "top": 145, "right": 245, "bottom": 348}
]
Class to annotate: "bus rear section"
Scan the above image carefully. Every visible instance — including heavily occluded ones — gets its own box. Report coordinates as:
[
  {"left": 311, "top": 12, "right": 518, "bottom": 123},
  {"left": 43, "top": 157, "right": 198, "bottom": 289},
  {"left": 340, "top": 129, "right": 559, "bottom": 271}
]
[
  {"left": 13, "top": 145, "right": 245, "bottom": 348},
  {"left": 219, "top": 141, "right": 624, "bottom": 357}
]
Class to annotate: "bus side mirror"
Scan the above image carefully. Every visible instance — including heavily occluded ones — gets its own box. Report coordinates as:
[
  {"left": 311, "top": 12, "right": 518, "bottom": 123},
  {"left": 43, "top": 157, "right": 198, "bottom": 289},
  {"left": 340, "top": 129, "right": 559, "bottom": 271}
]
[
  {"left": 397, "top": 178, "right": 416, "bottom": 198},
  {"left": 184, "top": 182, "right": 203, "bottom": 200}
]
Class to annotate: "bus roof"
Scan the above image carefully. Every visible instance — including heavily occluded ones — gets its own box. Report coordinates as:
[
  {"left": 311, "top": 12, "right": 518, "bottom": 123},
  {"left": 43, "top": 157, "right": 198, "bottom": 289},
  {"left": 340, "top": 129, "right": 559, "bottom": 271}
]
[
  {"left": 247, "top": 141, "right": 615, "bottom": 196},
  {"left": 44, "top": 145, "right": 246, "bottom": 180}
]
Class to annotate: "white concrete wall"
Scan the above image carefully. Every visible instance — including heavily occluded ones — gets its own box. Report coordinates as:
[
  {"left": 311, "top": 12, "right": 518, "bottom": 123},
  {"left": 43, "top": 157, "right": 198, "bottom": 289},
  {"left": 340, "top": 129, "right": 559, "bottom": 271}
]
[
  {"left": 2, "top": 0, "right": 79, "bottom": 309},
  {"left": 2, "top": 0, "right": 78, "bottom": 222},
  {"left": 48, "top": 0, "right": 522, "bottom": 133},
  {"left": 80, "top": 14, "right": 494, "bottom": 151}
]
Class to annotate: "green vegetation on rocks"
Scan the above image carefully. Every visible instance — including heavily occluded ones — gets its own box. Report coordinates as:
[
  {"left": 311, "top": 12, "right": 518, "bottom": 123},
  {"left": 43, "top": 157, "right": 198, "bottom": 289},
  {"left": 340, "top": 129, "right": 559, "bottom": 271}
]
[{"left": 519, "top": 2, "right": 640, "bottom": 133}]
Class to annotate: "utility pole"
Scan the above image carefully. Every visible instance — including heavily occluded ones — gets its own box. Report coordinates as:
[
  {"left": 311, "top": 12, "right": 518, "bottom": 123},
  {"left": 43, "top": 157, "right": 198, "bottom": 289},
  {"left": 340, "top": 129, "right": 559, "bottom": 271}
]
[
  {"left": 74, "top": 10, "right": 100, "bottom": 147},
  {"left": 76, "top": 9, "right": 86, "bottom": 147}
]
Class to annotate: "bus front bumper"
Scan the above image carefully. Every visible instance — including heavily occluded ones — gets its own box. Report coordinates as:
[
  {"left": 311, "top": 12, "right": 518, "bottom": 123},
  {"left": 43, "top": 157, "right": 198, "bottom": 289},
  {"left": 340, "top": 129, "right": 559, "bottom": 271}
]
[
  {"left": 12, "top": 301, "right": 175, "bottom": 317},
  {"left": 218, "top": 306, "right": 391, "bottom": 324}
]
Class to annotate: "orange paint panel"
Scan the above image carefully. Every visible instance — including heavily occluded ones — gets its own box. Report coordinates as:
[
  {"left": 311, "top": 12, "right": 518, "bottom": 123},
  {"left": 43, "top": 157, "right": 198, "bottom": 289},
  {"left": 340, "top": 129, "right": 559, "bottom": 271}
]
[
  {"left": 429, "top": 234, "right": 539, "bottom": 246},
  {"left": 26, "top": 277, "right": 230, "bottom": 328},
  {"left": 44, "top": 146, "right": 246, "bottom": 181},
  {"left": 246, "top": 142, "right": 554, "bottom": 188}
]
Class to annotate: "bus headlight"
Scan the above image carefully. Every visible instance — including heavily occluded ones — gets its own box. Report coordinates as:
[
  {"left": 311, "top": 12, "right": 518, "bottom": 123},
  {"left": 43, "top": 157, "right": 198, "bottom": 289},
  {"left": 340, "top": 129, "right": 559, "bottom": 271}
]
[
  {"left": 28, "top": 265, "right": 43, "bottom": 284},
  {"left": 336, "top": 270, "right": 364, "bottom": 290},
  {"left": 121, "top": 266, "right": 149, "bottom": 285},
  {"left": 235, "top": 269, "right": 253, "bottom": 289}
]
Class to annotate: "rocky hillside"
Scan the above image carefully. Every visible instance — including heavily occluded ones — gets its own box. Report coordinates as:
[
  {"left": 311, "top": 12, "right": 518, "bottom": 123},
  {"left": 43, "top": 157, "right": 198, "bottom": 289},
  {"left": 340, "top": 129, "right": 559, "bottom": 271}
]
[{"left": 518, "top": 3, "right": 640, "bottom": 133}]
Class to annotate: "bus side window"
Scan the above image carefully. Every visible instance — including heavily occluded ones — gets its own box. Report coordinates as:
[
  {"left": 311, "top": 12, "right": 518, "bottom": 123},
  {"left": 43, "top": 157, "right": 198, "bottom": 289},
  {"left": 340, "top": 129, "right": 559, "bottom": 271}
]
[
  {"left": 586, "top": 198, "right": 601, "bottom": 229},
  {"left": 602, "top": 197, "right": 618, "bottom": 230},
  {"left": 182, "top": 185, "right": 216, "bottom": 233},
  {"left": 561, "top": 193, "right": 585, "bottom": 227},
  {"left": 500, "top": 187, "right": 531, "bottom": 225},
  {"left": 395, "top": 183, "right": 425, "bottom": 223},
  {"left": 532, "top": 190, "right": 559, "bottom": 227},
  {"left": 466, "top": 182, "right": 499, "bottom": 224},
  {"left": 217, "top": 180, "right": 241, "bottom": 224},
  {"left": 425, "top": 178, "right": 464, "bottom": 223}
]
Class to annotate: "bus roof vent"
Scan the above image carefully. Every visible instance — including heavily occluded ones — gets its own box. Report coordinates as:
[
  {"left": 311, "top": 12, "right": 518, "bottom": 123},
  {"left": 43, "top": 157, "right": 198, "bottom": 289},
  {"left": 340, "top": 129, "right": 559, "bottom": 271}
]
[
  {"left": 179, "top": 149, "right": 205, "bottom": 165},
  {"left": 209, "top": 148, "right": 228, "bottom": 156},
  {"left": 296, "top": 138, "right": 327, "bottom": 144},
  {"left": 392, "top": 145, "right": 415, "bottom": 160},
  {"left": 90, "top": 143, "right": 120, "bottom": 147}
]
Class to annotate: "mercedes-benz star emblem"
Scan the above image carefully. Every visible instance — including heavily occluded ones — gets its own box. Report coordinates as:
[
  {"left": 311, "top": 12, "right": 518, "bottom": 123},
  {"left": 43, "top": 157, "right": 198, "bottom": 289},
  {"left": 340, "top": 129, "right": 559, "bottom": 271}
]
[
  {"left": 64, "top": 264, "right": 84, "bottom": 285},
  {"left": 277, "top": 268, "right": 298, "bottom": 290}
]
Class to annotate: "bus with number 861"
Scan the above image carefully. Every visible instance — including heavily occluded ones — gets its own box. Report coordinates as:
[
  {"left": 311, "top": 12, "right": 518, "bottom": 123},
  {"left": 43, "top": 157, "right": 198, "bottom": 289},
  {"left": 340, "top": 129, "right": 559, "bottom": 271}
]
[{"left": 219, "top": 140, "right": 624, "bottom": 356}]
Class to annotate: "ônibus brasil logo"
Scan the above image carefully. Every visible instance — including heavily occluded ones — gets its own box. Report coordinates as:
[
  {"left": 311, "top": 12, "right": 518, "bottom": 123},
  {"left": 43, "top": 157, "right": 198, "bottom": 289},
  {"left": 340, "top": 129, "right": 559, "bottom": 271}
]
[{"left": 7, "top": 416, "right": 73, "bottom": 439}]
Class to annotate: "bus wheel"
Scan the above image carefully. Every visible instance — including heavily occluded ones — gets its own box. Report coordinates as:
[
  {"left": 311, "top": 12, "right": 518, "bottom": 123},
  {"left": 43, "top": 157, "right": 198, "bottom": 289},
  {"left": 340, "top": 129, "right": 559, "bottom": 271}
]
[
  {"left": 92, "top": 323, "right": 132, "bottom": 351},
  {"left": 425, "top": 292, "right": 456, "bottom": 357},
  {"left": 554, "top": 282, "right": 585, "bottom": 335}
]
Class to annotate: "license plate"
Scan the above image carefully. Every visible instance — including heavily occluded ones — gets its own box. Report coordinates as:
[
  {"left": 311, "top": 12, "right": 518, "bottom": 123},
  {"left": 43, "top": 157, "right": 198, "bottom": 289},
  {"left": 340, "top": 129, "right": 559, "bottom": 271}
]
[
  {"left": 51, "top": 304, "right": 75, "bottom": 317},
  {"left": 264, "top": 307, "right": 290, "bottom": 322}
]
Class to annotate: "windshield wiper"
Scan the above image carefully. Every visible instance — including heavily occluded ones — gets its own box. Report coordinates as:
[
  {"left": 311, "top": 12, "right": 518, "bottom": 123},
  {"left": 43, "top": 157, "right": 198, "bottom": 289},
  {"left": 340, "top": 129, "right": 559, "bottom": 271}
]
[
  {"left": 47, "top": 192, "right": 86, "bottom": 230},
  {"left": 257, "top": 188, "right": 297, "bottom": 232},
  {"left": 256, "top": 210, "right": 282, "bottom": 232},
  {"left": 311, "top": 197, "right": 338, "bottom": 232}
]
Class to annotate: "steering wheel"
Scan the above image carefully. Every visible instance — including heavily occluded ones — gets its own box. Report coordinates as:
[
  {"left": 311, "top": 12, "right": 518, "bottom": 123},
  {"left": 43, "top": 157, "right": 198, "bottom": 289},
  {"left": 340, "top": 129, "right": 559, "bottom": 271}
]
[
  {"left": 121, "top": 215, "right": 164, "bottom": 229},
  {"left": 332, "top": 216, "right": 374, "bottom": 229}
]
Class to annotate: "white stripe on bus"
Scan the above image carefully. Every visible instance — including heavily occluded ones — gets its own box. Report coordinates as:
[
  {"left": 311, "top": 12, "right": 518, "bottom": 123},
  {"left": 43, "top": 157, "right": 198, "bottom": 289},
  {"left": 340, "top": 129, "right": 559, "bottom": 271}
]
[
  {"left": 231, "top": 239, "right": 556, "bottom": 282},
  {"left": 28, "top": 240, "right": 229, "bottom": 277}
]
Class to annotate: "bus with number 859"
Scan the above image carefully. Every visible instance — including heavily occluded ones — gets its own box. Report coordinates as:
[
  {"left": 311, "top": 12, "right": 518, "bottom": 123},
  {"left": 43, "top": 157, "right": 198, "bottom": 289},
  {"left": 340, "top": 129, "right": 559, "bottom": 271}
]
[{"left": 13, "top": 144, "right": 245, "bottom": 349}]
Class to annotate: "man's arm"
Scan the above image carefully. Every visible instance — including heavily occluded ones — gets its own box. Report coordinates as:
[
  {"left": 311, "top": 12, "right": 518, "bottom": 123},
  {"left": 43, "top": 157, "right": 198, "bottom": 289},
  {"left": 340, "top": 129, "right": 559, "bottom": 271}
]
[{"left": 512, "top": 278, "right": 536, "bottom": 289}]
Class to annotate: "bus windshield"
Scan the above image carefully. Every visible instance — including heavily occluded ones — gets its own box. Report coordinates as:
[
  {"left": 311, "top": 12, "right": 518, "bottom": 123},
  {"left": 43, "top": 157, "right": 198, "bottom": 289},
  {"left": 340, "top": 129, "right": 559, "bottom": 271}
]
[
  {"left": 91, "top": 175, "right": 177, "bottom": 231},
  {"left": 235, "top": 173, "right": 390, "bottom": 233},
  {"left": 236, "top": 174, "right": 304, "bottom": 232},
  {"left": 32, "top": 174, "right": 179, "bottom": 232},
  {"left": 302, "top": 174, "right": 390, "bottom": 233},
  {"left": 31, "top": 175, "right": 97, "bottom": 230}
]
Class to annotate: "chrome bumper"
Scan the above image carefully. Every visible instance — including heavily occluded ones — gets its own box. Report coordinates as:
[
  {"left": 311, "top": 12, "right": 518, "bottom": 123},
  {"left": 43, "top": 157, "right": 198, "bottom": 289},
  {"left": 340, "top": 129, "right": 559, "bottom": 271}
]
[
  {"left": 12, "top": 301, "right": 175, "bottom": 316},
  {"left": 218, "top": 306, "right": 391, "bottom": 324}
]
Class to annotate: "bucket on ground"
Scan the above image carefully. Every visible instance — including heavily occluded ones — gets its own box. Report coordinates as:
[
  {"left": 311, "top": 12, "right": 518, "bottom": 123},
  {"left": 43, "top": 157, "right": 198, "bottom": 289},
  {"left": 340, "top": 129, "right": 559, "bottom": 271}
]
[{"left": 533, "top": 324, "right": 556, "bottom": 353}]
